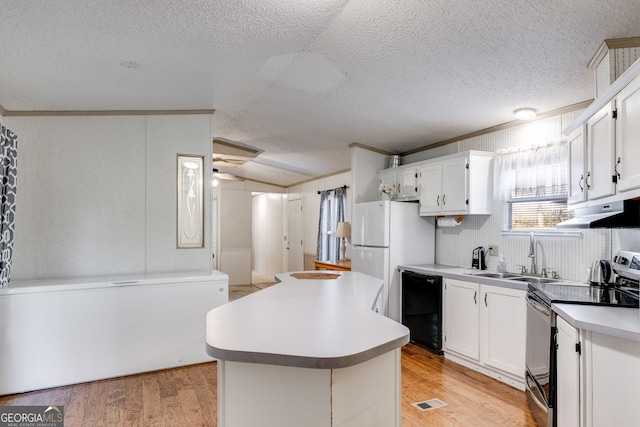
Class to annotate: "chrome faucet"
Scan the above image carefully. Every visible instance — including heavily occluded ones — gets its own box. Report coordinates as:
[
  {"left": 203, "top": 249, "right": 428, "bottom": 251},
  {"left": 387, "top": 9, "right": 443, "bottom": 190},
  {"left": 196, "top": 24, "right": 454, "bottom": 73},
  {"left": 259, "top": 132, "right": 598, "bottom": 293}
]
[{"left": 528, "top": 232, "right": 537, "bottom": 275}]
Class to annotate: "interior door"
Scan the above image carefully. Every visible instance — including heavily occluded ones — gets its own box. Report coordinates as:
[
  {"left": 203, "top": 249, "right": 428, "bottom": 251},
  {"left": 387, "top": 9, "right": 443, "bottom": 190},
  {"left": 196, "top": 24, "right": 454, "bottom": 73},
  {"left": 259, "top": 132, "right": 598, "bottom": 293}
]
[{"left": 286, "top": 197, "right": 304, "bottom": 272}]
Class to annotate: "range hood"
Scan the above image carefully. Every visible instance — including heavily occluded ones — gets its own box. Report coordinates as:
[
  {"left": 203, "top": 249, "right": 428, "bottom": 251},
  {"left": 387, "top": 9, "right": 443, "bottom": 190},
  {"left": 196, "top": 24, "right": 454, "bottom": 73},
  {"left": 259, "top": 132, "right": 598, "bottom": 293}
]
[{"left": 556, "top": 199, "right": 640, "bottom": 229}]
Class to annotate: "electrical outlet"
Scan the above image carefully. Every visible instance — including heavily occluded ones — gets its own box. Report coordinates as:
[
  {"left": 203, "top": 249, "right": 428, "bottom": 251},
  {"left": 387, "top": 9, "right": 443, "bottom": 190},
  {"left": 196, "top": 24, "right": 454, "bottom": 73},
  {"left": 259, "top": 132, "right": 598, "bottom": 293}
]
[{"left": 488, "top": 245, "right": 499, "bottom": 256}]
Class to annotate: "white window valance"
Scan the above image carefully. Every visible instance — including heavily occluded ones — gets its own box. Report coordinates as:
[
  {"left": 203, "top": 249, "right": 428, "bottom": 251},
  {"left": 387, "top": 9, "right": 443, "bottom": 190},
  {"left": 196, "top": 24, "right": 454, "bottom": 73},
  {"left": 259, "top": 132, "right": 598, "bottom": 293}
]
[{"left": 493, "top": 140, "right": 568, "bottom": 201}]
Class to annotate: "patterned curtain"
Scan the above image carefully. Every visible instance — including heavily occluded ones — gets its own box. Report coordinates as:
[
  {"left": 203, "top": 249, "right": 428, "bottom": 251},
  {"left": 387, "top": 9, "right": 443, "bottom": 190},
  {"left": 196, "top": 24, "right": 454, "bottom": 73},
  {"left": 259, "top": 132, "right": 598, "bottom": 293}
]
[
  {"left": 0, "top": 124, "right": 17, "bottom": 288},
  {"left": 316, "top": 187, "right": 347, "bottom": 261}
]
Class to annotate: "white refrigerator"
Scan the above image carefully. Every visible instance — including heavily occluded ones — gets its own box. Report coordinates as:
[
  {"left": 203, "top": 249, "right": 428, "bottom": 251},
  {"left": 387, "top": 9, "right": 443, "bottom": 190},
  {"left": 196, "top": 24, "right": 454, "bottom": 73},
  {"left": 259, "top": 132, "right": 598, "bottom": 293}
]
[{"left": 352, "top": 200, "right": 435, "bottom": 322}]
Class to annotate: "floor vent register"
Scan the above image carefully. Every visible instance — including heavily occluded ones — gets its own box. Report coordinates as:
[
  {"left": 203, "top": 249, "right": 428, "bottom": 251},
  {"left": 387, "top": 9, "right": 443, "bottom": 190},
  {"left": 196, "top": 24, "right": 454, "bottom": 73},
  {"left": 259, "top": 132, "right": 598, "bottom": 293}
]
[{"left": 411, "top": 398, "right": 448, "bottom": 412}]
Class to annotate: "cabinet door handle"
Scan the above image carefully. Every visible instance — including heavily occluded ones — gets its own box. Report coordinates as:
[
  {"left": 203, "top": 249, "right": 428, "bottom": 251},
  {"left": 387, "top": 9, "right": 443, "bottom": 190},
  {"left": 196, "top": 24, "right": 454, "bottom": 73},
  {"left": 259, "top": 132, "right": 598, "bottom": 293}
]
[
  {"left": 436, "top": 195, "right": 440, "bottom": 206},
  {"left": 474, "top": 290, "right": 477, "bottom": 304},
  {"left": 442, "top": 194, "right": 446, "bottom": 205},
  {"left": 615, "top": 157, "right": 621, "bottom": 180},
  {"left": 578, "top": 174, "right": 584, "bottom": 192},
  {"left": 586, "top": 171, "right": 591, "bottom": 189},
  {"left": 484, "top": 292, "right": 488, "bottom": 307}
]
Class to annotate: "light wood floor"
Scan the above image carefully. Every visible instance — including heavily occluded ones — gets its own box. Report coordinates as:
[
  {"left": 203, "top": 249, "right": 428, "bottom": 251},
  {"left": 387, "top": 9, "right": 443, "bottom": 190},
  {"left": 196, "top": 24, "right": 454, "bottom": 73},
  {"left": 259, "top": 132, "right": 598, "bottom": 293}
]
[{"left": 0, "top": 344, "right": 536, "bottom": 426}]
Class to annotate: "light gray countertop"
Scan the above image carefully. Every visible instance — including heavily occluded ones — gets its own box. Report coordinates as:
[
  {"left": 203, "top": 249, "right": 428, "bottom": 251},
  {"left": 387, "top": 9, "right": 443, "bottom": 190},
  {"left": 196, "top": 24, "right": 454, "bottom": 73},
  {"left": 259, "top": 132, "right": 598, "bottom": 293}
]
[
  {"left": 205, "top": 271, "right": 410, "bottom": 369},
  {"left": 399, "top": 264, "right": 640, "bottom": 342},
  {"left": 553, "top": 304, "right": 640, "bottom": 342},
  {"left": 398, "top": 263, "right": 530, "bottom": 291},
  {"left": 1, "top": 270, "right": 229, "bottom": 295}
]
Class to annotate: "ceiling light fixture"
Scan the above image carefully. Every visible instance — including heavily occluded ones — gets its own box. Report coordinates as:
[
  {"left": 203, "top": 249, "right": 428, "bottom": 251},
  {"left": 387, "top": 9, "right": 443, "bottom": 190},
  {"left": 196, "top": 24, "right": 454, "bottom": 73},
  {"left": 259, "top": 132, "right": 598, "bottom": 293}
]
[
  {"left": 120, "top": 61, "right": 140, "bottom": 69},
  {"left": 514, "top": 108, "right": 537, "bottom": 120}
]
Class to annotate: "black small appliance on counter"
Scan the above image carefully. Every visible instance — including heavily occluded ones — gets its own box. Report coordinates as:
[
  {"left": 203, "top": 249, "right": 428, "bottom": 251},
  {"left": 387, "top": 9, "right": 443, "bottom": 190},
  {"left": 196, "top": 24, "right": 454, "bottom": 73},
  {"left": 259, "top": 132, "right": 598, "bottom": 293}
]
[{"left": 472, "top": 246, "right": 486, "bottom": 270}]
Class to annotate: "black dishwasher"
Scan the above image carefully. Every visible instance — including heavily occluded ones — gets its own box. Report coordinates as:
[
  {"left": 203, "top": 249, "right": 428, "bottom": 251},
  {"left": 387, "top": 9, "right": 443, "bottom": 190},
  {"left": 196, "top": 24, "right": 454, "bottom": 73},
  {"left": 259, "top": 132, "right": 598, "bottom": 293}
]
[{"left": 401, "top": 271, "right": 443, "bottom": 354}]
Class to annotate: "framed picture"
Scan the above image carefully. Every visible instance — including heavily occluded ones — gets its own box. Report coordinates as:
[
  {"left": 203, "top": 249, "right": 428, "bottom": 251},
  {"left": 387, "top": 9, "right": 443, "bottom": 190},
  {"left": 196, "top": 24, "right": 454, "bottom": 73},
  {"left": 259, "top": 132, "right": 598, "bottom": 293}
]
[{"left": 177, "top": 154, "right": 204, "bottom": 248}]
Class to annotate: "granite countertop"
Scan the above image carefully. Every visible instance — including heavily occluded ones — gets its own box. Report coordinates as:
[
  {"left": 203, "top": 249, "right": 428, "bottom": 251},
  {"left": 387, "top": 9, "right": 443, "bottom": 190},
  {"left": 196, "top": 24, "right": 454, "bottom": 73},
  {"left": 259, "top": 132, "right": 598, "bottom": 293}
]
[
  {"left": 205, "top": 271, "right": 409, "bottom": 369},
  {"left": 399, "top": 264, "right": 640, "bottom": 342}
]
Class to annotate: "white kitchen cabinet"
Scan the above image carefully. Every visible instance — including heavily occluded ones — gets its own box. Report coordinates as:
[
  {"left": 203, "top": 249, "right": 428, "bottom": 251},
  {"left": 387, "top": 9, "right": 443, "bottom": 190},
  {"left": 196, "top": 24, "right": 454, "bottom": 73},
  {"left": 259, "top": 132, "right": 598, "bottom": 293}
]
[
  {"left": 378, "top": 169, "right": 396, "bottom": 199},
  {"left": 556, "top": 315, "right": 581, "bottom": 427},
  {"left": 585, "top": 101, "right": 617, "bottom": 201},
  {"left": 564, "top": 58, "right": 640, "bottom": 206},
  {"left": 444, "top": 278, "right": 526, "bottom": 389},
  {"left": 378, "top": 166, "right": 418, "bottom": 201},
  {"left": 615, "top": 74, "right": 640, "bottom": 193},
  {"left": 583, "top": 331, "right": 640, "bottom": 427},
  {"left": 397, "top": 167, "right": 418, "bottom": 200},
  {"left": 480, "top": 284, "right": 526, "bottom": 378},
  {"left": 417, "top": 163, "right": 442, "bottom": 213},
  {"left": 444, "top": 279, "right": 480, "bottom": 360},
  {"left": 418, "top": 151, "right": 493, "bottom": 216},
  {"left": 567, "top": 126, "right": 587, "bottom": 205}
]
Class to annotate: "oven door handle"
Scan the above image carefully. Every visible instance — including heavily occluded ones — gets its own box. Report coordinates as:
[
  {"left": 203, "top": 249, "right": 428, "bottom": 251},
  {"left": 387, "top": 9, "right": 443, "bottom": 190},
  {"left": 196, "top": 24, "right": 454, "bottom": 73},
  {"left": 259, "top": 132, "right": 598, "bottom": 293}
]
[
  {"left": 526, "top": 373, "right": 549, "bottom": 411},
  {"left": 526, "top": 293, "right": 550, "bottom": 317}
]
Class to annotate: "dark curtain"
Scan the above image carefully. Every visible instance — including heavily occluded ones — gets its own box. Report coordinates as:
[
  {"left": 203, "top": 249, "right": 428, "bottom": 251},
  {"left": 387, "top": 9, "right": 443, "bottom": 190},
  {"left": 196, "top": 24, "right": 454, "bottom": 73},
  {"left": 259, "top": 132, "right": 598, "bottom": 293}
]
[{"left": 0, "top": 124, "right": 17, "bottom": 288}]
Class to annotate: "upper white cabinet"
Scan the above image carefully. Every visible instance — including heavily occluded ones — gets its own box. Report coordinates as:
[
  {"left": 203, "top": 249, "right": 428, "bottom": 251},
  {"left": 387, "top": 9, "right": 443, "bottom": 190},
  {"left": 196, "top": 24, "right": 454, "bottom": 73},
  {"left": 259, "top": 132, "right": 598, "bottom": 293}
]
[
  {"left": 567, "top": 126, "right": 587, "bottom": 204},
  {"left": 418, "top": 151, "right": 493, "bottom": 216},
  {"left": 564, "top": 56, "right": 640, "bottom": 206},
  {"left": 615, "top": 74, "right": 640, "bottom": 192},
  {"left": 378, "top": 166, "right": 418, "bottom": 201},
  {"left": 585, "top": 101, "right": 616, "bottom": 201},
  {"left": 397, "top": 167, "right": 418, "bottom": 200},
  {"left": 567, "top": 101, "right": 616, "bottom": 205},
  {"left": 378, "top": 168, "right": 396, "bottom": 196}
]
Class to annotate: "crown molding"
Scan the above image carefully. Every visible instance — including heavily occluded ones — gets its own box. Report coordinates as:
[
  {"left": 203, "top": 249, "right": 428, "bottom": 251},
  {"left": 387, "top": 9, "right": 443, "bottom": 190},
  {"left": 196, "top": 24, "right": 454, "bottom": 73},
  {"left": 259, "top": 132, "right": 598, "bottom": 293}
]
[
  {"left": 588, "top": 36, "right": 640, "bottom": 70},
  {"left": 0, "top": 109, "right": 215, "bottom": 117},
  {"left": 287, "top": 168, "right": 351, "bottom": 188},
  {"left": 348, "top": 142, "right": 394, "bottom": 156},
  {"left": 402, "top": 100, "right": 592, "bottom": 156}
]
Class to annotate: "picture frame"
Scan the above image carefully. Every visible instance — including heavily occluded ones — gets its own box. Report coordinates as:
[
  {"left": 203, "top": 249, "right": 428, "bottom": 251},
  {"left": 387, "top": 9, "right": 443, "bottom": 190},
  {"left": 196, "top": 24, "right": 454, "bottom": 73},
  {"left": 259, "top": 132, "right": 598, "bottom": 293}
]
[{"left": 177, "top": 154, "right": 204, "bottom": 248}]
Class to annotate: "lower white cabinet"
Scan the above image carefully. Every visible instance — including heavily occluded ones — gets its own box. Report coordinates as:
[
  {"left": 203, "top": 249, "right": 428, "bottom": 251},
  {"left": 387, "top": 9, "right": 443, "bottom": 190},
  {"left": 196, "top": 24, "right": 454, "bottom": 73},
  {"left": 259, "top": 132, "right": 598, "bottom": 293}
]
[
  {"left": 584, "top": 330, "right": 640, "bottom": 427},
  {"left": 444, "top": 278, "right": 526, "bottom": 389},
  {"left": 555, "top": 314, "right": 640, "bottom": 427},
  {"left": 556, "top": 315, "right": 581, "bottom": 427},
  {"left": 480, "top": 284, "right": 526, "bottom": 376},
  {"left": 444, "top": 279, "right": 480, "bottom": 360}
]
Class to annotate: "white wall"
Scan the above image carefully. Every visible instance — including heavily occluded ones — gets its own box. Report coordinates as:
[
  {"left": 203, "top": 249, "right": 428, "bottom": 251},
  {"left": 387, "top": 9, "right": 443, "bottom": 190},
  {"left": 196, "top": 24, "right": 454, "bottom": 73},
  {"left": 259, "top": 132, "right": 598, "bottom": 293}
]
[{"left": 5, "top": 114, "right": 213, "bottom": 280}]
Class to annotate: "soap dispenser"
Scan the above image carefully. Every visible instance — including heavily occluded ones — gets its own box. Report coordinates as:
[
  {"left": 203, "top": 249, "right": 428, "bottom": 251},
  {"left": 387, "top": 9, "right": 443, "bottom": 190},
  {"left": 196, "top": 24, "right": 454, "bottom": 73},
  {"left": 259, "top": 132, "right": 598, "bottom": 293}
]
[{"left": 496, "top": 254, "right": 507, "bottom": 273}]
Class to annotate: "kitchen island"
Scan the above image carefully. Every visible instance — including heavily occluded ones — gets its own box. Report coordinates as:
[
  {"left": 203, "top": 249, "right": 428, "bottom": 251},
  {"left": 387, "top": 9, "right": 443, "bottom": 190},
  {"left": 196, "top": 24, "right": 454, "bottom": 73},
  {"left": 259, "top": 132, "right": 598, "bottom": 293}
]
[{"left": 205, "top": 271, "right": 409, "bottom": 427}]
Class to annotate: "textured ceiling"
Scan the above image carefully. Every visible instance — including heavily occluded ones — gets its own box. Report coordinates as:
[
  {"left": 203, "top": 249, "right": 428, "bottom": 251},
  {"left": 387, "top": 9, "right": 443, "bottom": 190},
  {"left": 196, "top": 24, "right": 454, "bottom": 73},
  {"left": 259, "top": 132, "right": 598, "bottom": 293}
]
[{"left": 2, "top": 0, "right": 640, "bottom": 186}]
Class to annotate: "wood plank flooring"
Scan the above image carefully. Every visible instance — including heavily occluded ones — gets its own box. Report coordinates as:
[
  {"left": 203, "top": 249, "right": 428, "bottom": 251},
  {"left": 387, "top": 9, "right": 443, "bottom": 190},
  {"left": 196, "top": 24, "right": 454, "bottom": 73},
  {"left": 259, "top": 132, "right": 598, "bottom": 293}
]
[{"left": 0, "top": 344, "right": 536, "bottom": 426}]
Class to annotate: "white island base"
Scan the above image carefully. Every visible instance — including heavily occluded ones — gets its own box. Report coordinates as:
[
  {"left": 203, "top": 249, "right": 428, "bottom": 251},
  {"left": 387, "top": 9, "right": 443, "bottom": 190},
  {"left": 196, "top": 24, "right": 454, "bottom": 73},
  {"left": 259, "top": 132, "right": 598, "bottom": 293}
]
[
  {"left": 217, "top": 349, "right": 401, "bottom": 427},
  {"left": 206, "top": 271, "right": 409, "bottom": 427}
]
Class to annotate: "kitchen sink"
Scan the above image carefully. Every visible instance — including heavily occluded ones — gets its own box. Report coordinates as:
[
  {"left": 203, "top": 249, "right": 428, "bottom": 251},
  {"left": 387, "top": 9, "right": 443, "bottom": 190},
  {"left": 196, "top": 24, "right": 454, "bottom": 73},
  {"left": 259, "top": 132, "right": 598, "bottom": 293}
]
[
  {"left": 509, "top": 276, "right": 558, "bottom": 284},
  {"left": 469, "top": 272, "right": 523, "bottom": 279}
]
